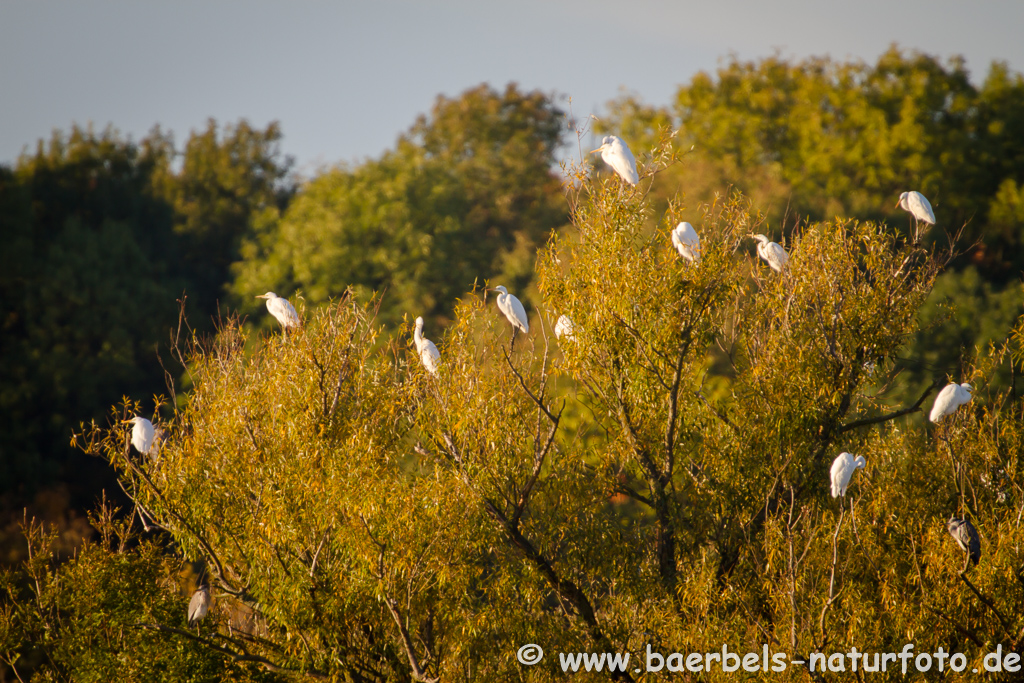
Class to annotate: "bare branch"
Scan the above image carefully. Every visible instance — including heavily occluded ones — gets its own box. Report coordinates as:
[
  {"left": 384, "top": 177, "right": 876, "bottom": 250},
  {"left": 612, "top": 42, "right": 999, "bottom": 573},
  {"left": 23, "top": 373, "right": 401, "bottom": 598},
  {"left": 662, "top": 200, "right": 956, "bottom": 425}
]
[
  {"left": 818, "top": 505, "right": 845, "bottom": 641},
  {"left": 383, "top": 597, "right": 439, "bottom": 683},
  {"left": 309, "top": 527, "right": 331, "bottom": 578},
  {"left": 500, "top": 345, "right": 557, "bottom": 424},
  {"left": 511, "top": 401, "right": 565, "bottom": 530},
  {"left": 479, "top": 497, "right": 635, "bottom": 682}
]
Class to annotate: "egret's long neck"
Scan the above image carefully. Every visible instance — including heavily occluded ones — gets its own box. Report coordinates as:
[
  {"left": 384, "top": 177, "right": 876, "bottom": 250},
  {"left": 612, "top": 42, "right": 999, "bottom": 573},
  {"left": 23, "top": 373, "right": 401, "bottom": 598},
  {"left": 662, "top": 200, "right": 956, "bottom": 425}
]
[{"left": 414, "top": 322, "right": 424, "bottom": 350}]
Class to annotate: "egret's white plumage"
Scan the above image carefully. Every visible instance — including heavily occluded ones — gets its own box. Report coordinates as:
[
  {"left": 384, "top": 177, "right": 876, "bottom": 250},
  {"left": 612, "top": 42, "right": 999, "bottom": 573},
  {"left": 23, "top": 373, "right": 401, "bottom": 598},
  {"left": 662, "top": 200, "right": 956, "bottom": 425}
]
[
  {"left": 829, "top": 452, "right": 866, "bottom": 498},
  {"left": 490, "top": 286, "right": 529, "bottom": 334},
  {"left": 929, "top": 382, "right": 973, "bottom": 423},
  {"left": 413, "top": 316, "right": 440, "bottom": 375},
  {"left": 554, "top": 315, "right": 574, "bottom": 340},
  {"left": 750, "top": 234, "right": 789, "bottom": 272},
  {"left": 590, "top": 135, "right": 639, "bottom": 185},
  {"left": 127, "top": 416, "right": 156, "bottom": 455},
  {"left": 256, "top": 292, "right": 300, "bottom": 330},
  {"left": 671, "top": 222, "right": 701, "bottom": 263},
  {"left": 947, "top": 517, "right": 981, "bottom": 566},
  {"left": 188, "top": 584, "right": 210, "bottom": 628},
  {"left": 897, "top": 191, "right": 935, "bottom": 225}
]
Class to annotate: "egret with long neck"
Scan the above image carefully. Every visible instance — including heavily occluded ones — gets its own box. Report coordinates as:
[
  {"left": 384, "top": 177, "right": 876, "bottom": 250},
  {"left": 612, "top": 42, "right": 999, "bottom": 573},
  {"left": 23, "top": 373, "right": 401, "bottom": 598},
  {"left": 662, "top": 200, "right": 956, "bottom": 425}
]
[{"left": 413, "top": 316, "right": 440, "bottom": 375}]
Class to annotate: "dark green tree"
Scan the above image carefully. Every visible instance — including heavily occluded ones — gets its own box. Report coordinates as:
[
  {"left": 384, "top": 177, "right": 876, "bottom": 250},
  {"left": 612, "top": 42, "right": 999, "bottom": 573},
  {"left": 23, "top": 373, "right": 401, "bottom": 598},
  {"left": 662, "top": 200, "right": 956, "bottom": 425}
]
[
  {"left": 155, "top": 119, "right": 295, "bottom": 322},
  {"left": 0, "top": 127, "right": 180, "bottom": 493},
  {"left": 0, "top": 120, "right": 294, "bottom": 559},
  {"left": 231, "top": 83, "right": 567, "bottom": 328}
]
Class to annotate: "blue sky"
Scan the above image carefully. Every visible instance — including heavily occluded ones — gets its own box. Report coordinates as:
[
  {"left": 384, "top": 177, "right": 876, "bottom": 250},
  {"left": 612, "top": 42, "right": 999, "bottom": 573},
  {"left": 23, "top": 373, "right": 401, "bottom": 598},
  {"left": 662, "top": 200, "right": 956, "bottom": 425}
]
[{"left": 2, "top": 1, "right": 1022, "bottom": 175}]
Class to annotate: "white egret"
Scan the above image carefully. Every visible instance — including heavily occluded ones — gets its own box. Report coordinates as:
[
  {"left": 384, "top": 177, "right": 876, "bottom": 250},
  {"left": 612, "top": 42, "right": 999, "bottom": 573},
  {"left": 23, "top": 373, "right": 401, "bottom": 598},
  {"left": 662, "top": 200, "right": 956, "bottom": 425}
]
[
  {"left": 413, "top": 316, "right": 440, "bottom": 375},
  {"left": 896, "top": 191, "right": 935, "bottom": 227},
  {"left": 829, "top": 452, "right": 866, "bottom": 498},
  {"left": 947, "top": 517, "right": 981, "bottom": 567},
  {"left": 590, "top": 135, "right": 639, "bottom": 185},
  {"left": 125, "top": 416, "right": 156, "bottom": 456},
  {"left": 554, "top": 315, "right": 574, "bottom": 340},
  {"left": 488, "top": 286, "right": 529, "bottom": 334},
  {"left": 750, "top": 234, "right": 789, "bottom": 272},
  {"left": 256, "top": 292, "right": 300, "bottom": 330},
  {"left": 929, "top": 382, "right": 973, "bottom": 423},
  {"left": 188, "top": 584, "right": 210, "bottom": 632},
  {"left": 671, "top": 221, "right": 701, "bottom": 263}
]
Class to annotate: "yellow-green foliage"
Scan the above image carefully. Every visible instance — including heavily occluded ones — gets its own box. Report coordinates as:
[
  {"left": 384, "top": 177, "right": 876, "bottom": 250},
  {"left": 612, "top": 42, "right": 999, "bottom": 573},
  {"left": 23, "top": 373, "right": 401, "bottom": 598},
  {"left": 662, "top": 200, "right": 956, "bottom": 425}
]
[{"left": 35, "top": 143, "right": 1024, "bottom": 682}]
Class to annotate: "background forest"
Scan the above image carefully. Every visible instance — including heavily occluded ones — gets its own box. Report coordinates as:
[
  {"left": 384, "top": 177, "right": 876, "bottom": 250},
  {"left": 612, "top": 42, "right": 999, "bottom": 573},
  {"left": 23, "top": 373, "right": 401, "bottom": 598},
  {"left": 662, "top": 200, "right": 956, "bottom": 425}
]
[{"left": 2, "top": 49, "right": 1024, "bottom": 681}]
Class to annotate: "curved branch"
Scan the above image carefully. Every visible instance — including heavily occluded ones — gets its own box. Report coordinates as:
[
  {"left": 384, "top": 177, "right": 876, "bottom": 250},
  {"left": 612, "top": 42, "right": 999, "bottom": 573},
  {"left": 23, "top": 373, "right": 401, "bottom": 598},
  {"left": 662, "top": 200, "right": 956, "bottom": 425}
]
[
  {"left": 501, "top": 346, "right": 557, "bottom": 423},
  {"left": 480, "top": 499, "right": 634, "bottom": 682},
  {"left": 838, "top": 381, "right": 940, "bottom": 433}
]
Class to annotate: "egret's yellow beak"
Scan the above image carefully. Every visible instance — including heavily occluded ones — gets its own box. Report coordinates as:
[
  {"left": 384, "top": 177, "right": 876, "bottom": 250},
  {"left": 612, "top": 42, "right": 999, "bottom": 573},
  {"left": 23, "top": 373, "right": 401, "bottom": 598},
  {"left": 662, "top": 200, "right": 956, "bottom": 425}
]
[
  {"left": 589, "top": 147, "right": 602, "bottom": 154},
  {"left": 894, "top": 199, "right": 901, "bottom": 208},
  {"left": 255, "top": 295, "right": 267, "bottom": 299}
]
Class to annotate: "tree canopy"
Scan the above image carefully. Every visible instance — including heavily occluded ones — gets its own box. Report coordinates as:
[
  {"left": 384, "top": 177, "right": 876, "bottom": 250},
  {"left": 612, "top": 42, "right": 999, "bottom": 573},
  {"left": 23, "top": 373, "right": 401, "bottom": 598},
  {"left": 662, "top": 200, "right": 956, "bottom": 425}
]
[
  {"left": 5, "top": 135, "right": 1022, "bottom": 681},
  {"left": 0, "top": 121, "right": 292, "bottom": 545},
  {"left": 230, "top": 83, "right": 567, "bottom": 329},
  {"left": 605, "top": 48, "right": 1024, "bottom": 275},
  {"left": 602, "top": 47, "right": 1024, "bottom": 403},
  {"left": 4, "top": 52, "right": 1024, "bottom": 682}
]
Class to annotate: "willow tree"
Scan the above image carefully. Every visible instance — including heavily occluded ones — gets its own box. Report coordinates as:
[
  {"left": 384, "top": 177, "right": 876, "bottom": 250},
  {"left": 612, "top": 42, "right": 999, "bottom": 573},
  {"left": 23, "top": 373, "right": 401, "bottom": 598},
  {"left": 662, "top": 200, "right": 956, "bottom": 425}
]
[
  {"left": 602, "top": 50, "right": 1024, "bottom": 408},
  {"left": 22, "top": 140, "right": 1023, "bottom": 682}
]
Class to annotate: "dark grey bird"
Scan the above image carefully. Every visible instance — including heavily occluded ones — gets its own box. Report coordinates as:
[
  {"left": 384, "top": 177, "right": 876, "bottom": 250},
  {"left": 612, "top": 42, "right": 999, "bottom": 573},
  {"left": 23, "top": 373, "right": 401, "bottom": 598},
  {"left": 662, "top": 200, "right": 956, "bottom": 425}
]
[
  {"left": 947, "top": 517, "right": 981, "bottom": 567},
  {"left": 188, "top": 584, "right": 210, "bottom": 632}
]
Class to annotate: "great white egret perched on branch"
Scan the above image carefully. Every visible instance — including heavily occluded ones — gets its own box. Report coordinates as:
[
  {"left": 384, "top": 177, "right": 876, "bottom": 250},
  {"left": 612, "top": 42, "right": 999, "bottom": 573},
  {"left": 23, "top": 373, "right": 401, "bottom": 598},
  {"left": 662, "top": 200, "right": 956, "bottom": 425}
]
[
  {"left": 488, "top": 286, "right": 529, "bottom": 335},
  {"left": 124, "top": 416, "right": 157, "bottom": 456},
  {"left": 256, "top": 292, "right": 301, "bottom": 330},
  {"left": 829, "top": 452, "right": 866, "bottom": 498},
  {"left": 896, "top": 191, "right": 935, "bottom": 240},
  {"left": 947, "top": 517, "right": 981, "bottom": 567},
  {"left": 671, "top": 221, "right": 701, "bottom": 263},
  {"left": 590, "top": 135, "right": 639, "bottom": 185},
  {"left": 749, "top": 234, "right": 789, "bottom": 272},
  {"left": 554, "top": 315, "right": 574, "bottom": 340},
  {"left": 188, "top": 584, "right": 210, "bottom": 634},
  {"left": 413, "top": 316, "right": 440, "bottom": 375},
  {"left": 929, "top": 382, "right": 973, "bottom": 423}
]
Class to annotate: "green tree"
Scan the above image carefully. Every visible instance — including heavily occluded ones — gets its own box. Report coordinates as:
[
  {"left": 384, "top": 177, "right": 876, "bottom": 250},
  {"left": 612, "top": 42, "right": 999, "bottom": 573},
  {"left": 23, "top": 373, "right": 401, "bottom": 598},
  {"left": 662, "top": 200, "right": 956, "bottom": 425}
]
[
  {"left": 601, "top": 47, "right": 1024, "bottom": 403},
  {"left": 0, "top": 120, "right": 294, "bottom": 562},
  {"left": 60, "top": 144, "right": 1023, "bottom": 681},
  {"left": 231, "top": 84, "right": 567, "bottom": 329},
  {"left": 155, "top": 119, "right": 295, "bottom": 322},
  {"left": 603, "top": 48, "right": 1024, "bottom": 270},
  {"left": 0, "top": 127, "right": 181, "bottom": 492}
]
